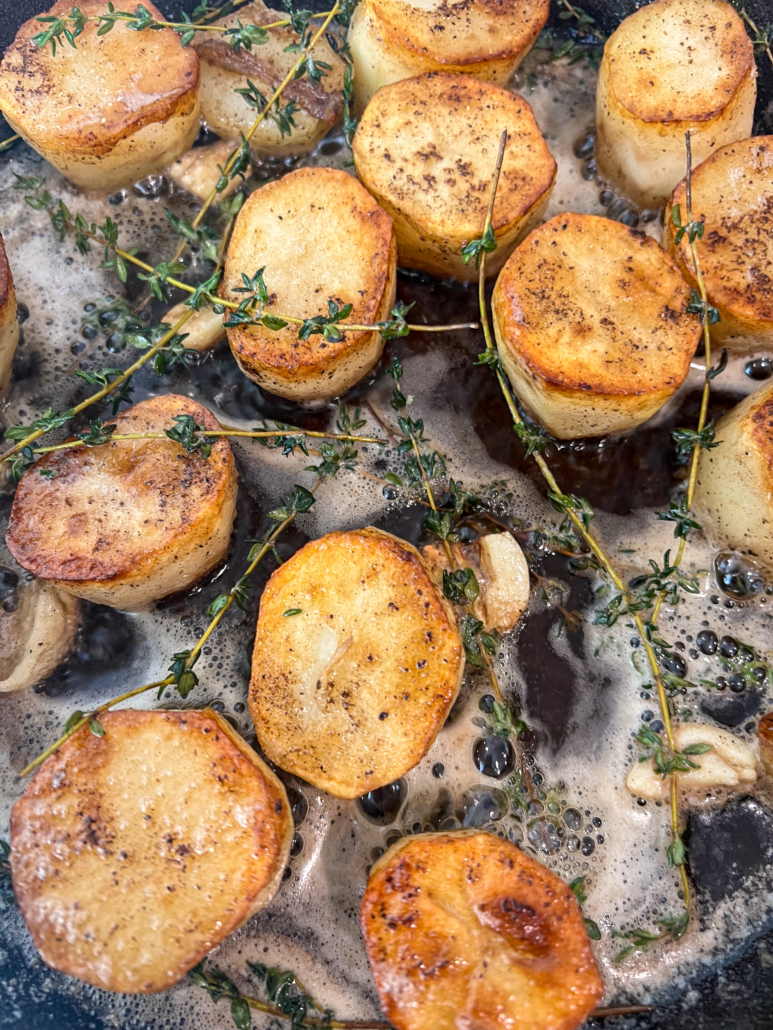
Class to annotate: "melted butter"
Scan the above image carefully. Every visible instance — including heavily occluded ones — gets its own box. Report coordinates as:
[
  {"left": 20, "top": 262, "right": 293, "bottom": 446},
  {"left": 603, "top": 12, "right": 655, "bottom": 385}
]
[{"left": 0, "top": 47, "right": 771, "bottom": 1027}]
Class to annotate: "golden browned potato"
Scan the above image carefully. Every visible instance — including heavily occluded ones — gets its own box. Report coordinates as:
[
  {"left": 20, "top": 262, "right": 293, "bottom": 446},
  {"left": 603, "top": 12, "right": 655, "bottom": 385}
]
[
  {"left": 693, "top": 380, "right": 773, "bottom": 574},
  {"left": 0, "top": 233, "right": 19, "bottom": 393},
  {"left": 195, "top": 0, "right": 345, "bottom": 158},
  {"left": 6, "top": 395, "right": 237, "bottom": 610},
  {"left": 166, "top": 138, "right": 250, "bottom": 201},
  {"left": 423, "top": 532, "right": 530, "bottom": 633},
  {"left": 361, "top": 830, "right": 603, "bottom": 1030},
  {"left": 0, "top": 575, "right": 78, "bottom": 693},
  {"left": 758, "top": 712, "right": 773, "bottom": 776},
  {"left": 665, "top": 136, "right": 773, "bottom": 349},
  {"left": 492, "top": 213, "right": 702, "bottom": 439},
  {"left": 595, "top": 0, "right": 756, "bottom": 209},
  {"left": 249, "top": 528, "right": 463, "bottom": 798},
  {"left": 0, "top": 0, "right": 200, "bottom": 192},
  {"left": 348, "top": 0, "right": 550, "bottom": 113},
  {"left": 353, "top": 73, "right": 556, "bottom": 281},
  {"left": 222, "top": 167, "right": 397, "bottom": 401},
  {"left": 626, "top": 723, "right": 757, "bottom": 800},
  {"left": 11, "top": 708, "right": 292, "bottom": 993}
]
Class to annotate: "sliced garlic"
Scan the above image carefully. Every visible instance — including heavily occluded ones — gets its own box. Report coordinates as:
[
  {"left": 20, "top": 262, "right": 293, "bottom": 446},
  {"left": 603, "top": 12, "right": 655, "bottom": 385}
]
[{"left": 626, "top": 723, "right": 758, "bottom": 801}]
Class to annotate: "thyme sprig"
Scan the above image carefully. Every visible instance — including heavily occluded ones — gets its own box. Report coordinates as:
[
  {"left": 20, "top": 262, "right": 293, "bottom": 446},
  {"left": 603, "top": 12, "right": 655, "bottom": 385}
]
[
  {"left": 569, "top": 876, "right": 601, "bottom": 940},
  {"left": 534, "top": 0, "right": 606, "bottom": 67},
  {"left": 0, "top": 134, "right": 20, "bottom": 153},
  {"left": 471, "top": 130, "right": 695, "bottom": 920},
  {"left": 613, "top": 912, "right": 689, "bottom": 962},
  {"left": 731, "top": 0, "right": 773, "bottom": 67}
]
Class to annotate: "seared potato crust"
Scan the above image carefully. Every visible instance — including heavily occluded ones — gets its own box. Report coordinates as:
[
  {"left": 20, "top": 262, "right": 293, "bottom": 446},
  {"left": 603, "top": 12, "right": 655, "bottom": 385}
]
[
  {"left": 249, "top": 528, "right": 463, "bottom": 798},
  {"left": 665, "top": 136, "right": 773, "bottom": 349},
  {"left": 195, "top": 0, "right": 344, "bottom": 157},
  {"left": 353, "top": 73, "right": 556, "bottom": 281},
  {"left": 0, "top": 0, "right": 200, "bottom": 192},
  {"left": 6, "top": 395, "right": 237, "bottom": 610},
  {"left": 0, "top": 233, "right": 19, "bottom": 393},
  {"left": 0, "top": 577, "right": 78, "bottom": 693},
  {"left": 223, "top": 167, "right": 397, "bottom": 401},
  {"left": 361, "top": 830, "right": 603, "bottom": 1030},
  {"left": 693, "top": 381, "right": 773, "bottom": 574},
  {"left": 493, "top": 213, "right": 702, "bottom": 439},
  {"left": 11, "top": 708, "right": 292, "bottom": 993},
  {"left": 595, "top": 0, "right": 756, "bottom": 209},
  {"left": 348, "top": 0, "right": 549, "bottom": 113}
]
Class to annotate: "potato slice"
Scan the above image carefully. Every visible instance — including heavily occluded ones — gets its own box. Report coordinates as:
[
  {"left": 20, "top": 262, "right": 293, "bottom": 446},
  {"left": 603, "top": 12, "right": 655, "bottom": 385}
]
[
  {"left": 249, "top": 528, "right": 463, "bottom": 798},
  {"left": 665, "top": 136, "right": 773, "bottom": 350},
  {"left": 162, "top": 300, "right": 226, "bottom": 352},
  {"left": 361, "top": 830, "right": 603, "bottom": 1030},
  {"left": 626, "top": 723, "right": 757, "bottom": 801},
  {"left": 0, "top": 233, "right": 19, "bottom": 393},
  {"left": 693, "top": 381, "right": 773, "bottom": 574},
  {"left": 194, "top": 0, "right": 344, "bottom": 158},
  {"left": 348, "top": 0, "right": 549, "bottom": 114},
  {"left": 353, "top": 73, "right": 556, "bottom": 281},
  {"left": 0, "top": 575, "right": 78, "bottom": 693},
  {"left": 423, "top": 532, "right": 530, "bottom": 633},
  {"left": 166, "top": 138, "right": 250, "bottom": 201},
  {"left": 758, "top": 713, "right": 773, "bottom": 776},
  {"left": 6, "top": 395, "right": 237, "bottom": 610},
  {"left": 0, "top": 0, "right": 200, "bottom": 192},
  {"left": 595, "top": 0, "right": 756, "bottom": 210},
  {"left": 492, "top": 213, "right": 702, "bottom": 439},
  {"left": 11, "top": 708, "right": 292, "bottom": 993},
  {"left": 222, "top": 167, "right": 396, "bottom": 401}
]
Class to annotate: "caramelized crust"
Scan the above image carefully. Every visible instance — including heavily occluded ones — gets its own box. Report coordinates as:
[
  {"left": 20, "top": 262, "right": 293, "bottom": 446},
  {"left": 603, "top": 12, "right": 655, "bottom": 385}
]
[
  {"left": 6, "top": 395, "right": 237, "bottom": 608},
  {"left": 361, "top": 831, "right": 603, "bottom": 1030},
  {"left": 0, "top": 0, "right": 199, "bottom": 158},
  {"left": 11, "top": 708, "right": 292, "bottom": 993},
  {"left": 249, "top": 528, "right": 463, "bottom": 798}
]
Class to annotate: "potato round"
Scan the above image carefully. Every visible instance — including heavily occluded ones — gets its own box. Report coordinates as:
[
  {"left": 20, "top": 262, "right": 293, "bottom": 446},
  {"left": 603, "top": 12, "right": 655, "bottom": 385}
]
[
  {"left": 595, "top": 0, "right": 756, "bottom": 210},
  {"left": 6, "top": 395, "right": 237, "bottom": 610},
  {"left": 0, "top": 0, "right": 200, "bottom": 192},
  {"left": 360, "top": 830, "right": 603, "bottom": 1030},
  {"left": 665, "top": 136, "right": 773, "bottom": 349},
  {"left": 693, "top": 381, "right": 773, "bottom": 575},
  {"left": 11, "top": 708, "right": 292, "bottom": 993},
  {"left": 348, "top": 0, "right": 549, "bottom": 113},
  {"left": 0, "top": 233, "right": 19, "bottom": 393},
  {"left": 194, "top": 0, "right": 345, "bottom": 158},
  {"left": 248, "top": 528, "right": 463, "bottom": 798},
  {"left": 222, "top": 167, "right": 397, "bottom": 401},
  {"left": 492, "top": 213, "right": 702, "bottom": 439},
  {"left": 353, "top": 73, "right": 556, "bottom": 281}
]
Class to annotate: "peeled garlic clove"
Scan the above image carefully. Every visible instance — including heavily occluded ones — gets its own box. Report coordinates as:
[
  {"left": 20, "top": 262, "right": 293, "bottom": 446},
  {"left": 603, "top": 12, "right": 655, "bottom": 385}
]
[
  {"left": 0, "top": 577, "right": 78, "bottom": 693},
  {"left": 166, "top": 139, "right": 250, "bottom": 201},
  {"left": 626, "top": 722, "right": 758, "bottom": 800},
  {"left": 475, "top": 533, "right": 529, "bottom": 633},
  {"left": 162, "top": 301, "right": 225, "bottom": 352}
]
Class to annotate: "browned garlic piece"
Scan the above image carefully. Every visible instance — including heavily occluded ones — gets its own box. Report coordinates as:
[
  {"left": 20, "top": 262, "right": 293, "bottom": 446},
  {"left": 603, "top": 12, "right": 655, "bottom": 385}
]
[
  {"left": 0, "top": 0, "right": 200, "bottom": 192},
  {"left": 166, "top": 139, "right": 250, "bottom": 201},
  {"left": 627, "top": 723, "right": 757, "bottom": 801},
  {"left": 595, "top": 0, "right": 756, "bottom": 209}
]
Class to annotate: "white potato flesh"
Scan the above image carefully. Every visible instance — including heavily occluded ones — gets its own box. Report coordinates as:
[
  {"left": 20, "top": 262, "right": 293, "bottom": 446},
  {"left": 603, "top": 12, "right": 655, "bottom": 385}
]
[
  {"left": 353, "top": 73, "right": 556, "bottom": 281},
  {"left": 0, "top": 577, "right": 78, "bottom": 693},
  {"left": 222, "top": 166, "right": 396, "bottom": 401},
  {"left": 595, "top": 0, "right": 756, "bottom": 209},
  {"left": 0, "top": 0, "right": 200, "bottom": 192},
  {"left": 665, "top": 136, "right": 773, "bottom": 350},
  {"left": 162, "top": 301, "right": 226, "bottom": 352},
  {"left": 693, "top": 380, "right": 773, "bottom": 575},
  {"left": 492, "top": 213, "right": 702, "bottom": 439},
  {"left": 195, "top": 0, "right": 344, "bottom": 158},
  {"left": 0, "top": 234, "right": 19, "bottom": 394},
  {"left": 166, "top": 139, "right": 250, "bottom": 201},
  {"left": 6, "top": 395, "right": 238, "bottom": 611},
  {"left": 626, "top": 723, "right": 758, "bottom": 801},
  {"left": 348, "top": 0, "right": 549, "bottom": 113}
]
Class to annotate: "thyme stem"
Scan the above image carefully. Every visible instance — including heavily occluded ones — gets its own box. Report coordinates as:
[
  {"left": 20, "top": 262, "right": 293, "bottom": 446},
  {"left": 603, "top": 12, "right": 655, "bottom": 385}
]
[
  {"left": 735, "top": 2, "right": 773, "bottom": 67},
  {"left": 477, "top": 131, "right": 690, "bottom": 909},
  {"left": 31, "top": 428, "right": 384, "bottom": 455},
  {"left": 0, "top": 134, "right": 19, "bottom": 152}
]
